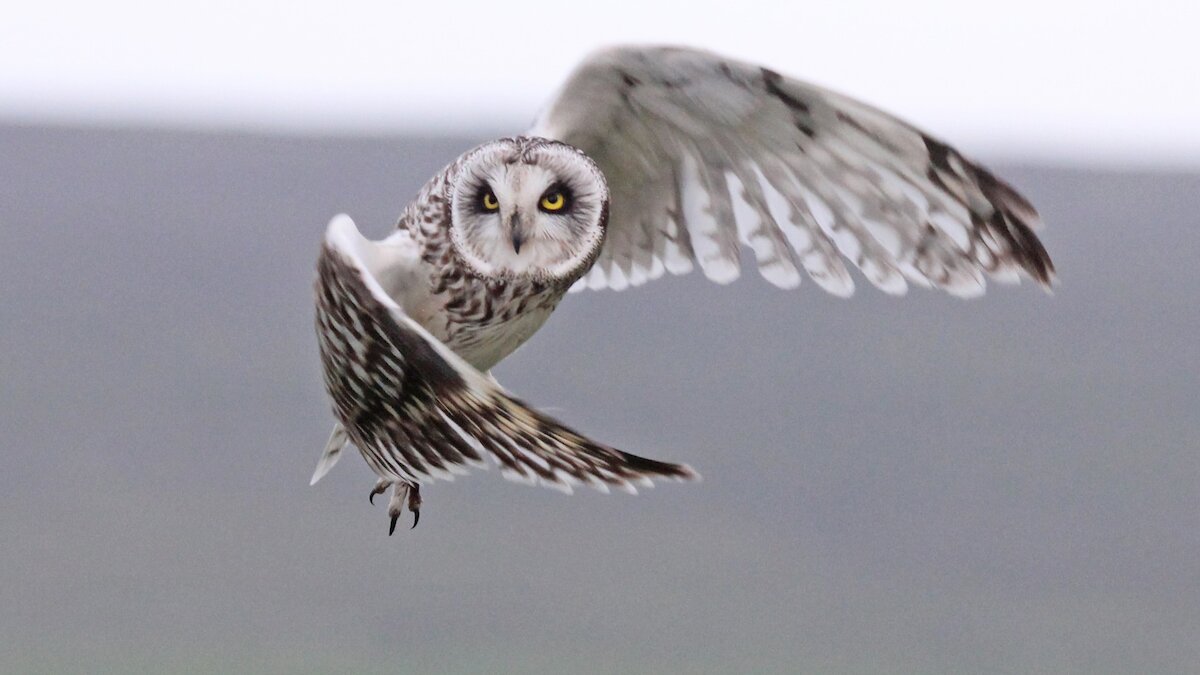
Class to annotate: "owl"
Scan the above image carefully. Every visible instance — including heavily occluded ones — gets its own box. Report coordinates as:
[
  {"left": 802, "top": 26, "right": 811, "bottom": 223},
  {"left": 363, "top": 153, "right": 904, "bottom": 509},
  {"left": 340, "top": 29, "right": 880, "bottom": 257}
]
[{"left": 312, "top": 46, "right": 1055, "bottom": 533}]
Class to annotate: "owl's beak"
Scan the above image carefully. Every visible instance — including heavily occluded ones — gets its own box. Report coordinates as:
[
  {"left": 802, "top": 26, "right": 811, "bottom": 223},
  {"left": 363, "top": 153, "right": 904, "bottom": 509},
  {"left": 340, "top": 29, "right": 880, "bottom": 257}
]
[{"left": 508, "top": 214, "right": 526, "bottom": 254}]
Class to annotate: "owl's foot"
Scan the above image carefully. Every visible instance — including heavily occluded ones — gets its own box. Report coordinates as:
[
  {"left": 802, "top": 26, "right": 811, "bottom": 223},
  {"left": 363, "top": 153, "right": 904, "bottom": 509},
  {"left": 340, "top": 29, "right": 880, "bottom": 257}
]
[{"left": 387, "top": 481, "right": 422, "bottom": 535}]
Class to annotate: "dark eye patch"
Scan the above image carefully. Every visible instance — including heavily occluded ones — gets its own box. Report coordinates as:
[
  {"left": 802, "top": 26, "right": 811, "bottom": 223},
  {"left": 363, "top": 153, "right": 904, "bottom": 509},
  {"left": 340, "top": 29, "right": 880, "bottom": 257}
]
[
  {"left": 538, "top": 183, "right": 574, "bottom": 213},
  {"left": 474, "top": 184, "right": 499, "bottom": 213}
]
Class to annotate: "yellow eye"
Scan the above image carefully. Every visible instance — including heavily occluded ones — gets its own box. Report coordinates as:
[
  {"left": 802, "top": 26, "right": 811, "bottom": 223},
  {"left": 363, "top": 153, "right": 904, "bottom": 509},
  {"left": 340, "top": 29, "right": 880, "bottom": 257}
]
[
  {"left": 540, "top": 192, "right": 565, "bottom": 211},
  {"left": 481, "top": 191, "right": 499, "bottom": 211}
]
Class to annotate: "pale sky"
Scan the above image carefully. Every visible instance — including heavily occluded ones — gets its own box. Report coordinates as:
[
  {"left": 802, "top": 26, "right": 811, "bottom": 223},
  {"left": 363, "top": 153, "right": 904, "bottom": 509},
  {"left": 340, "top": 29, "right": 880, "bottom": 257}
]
[{"left": 3, "top": 0, "right": 1199, "bottom": 165}]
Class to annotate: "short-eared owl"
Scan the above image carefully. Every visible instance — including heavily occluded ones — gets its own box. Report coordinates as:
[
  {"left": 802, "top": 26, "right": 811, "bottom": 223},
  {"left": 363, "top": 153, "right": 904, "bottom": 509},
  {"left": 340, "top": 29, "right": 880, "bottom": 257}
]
[{"left": 312, "top": 46, "right": 1054, "bottom": 533}]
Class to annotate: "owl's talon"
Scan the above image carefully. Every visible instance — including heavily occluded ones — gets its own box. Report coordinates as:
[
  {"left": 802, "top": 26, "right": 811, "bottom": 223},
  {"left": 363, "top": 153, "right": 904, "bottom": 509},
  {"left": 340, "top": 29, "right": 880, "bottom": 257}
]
[
  {"left": 386, "top": 482, "right": 411, "bottom": 536},
  {"left": 369, "top": 478, "right": 389, "bottom": 505},
  {"left": 408, "top": 484, "right": 422, "bottom": 529}
]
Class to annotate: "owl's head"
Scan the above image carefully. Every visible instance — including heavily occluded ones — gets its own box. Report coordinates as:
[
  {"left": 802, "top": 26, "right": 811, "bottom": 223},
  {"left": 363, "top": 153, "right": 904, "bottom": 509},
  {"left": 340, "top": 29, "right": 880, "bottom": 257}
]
[{"left": 447, "top": 137, "right": 608, "bottom": 283}]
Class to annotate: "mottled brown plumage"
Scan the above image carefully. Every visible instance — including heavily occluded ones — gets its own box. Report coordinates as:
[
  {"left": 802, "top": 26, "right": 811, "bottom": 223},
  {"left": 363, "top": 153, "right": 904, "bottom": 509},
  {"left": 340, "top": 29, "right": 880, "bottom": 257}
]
[
  {"left": 315, "top": 216, "right": 696, "bottom": 531},
  {"left": 310, "top": 46, "right": 1054, "bottom": 534}
]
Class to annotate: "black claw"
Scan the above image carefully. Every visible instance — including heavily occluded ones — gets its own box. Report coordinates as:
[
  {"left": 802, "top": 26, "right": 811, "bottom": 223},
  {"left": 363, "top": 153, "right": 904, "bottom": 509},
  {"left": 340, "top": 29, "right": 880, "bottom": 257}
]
[
  {"left": 369, "top": 483, "right": 388, "bottom": 505},
  {"left": 411, "top": 509, "right": 420, "bottom": 529},
  {"left": 389, "top": 513, "right": 399, "bottom": 536}
]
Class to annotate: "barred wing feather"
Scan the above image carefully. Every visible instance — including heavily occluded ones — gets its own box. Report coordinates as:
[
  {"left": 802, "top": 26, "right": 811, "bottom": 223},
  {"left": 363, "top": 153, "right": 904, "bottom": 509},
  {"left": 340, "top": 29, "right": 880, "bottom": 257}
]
[
  {"left": 314, "top": 215, "right": 697, "bottom": 494},
  {"left": 532, "top": 45, "right": 1054, "bottom": 297}
]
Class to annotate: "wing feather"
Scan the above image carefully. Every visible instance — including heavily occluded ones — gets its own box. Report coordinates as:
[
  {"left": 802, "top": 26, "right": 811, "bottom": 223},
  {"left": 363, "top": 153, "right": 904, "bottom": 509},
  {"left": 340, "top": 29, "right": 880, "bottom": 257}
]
[
  {"left": 531, "top": 45, "right": 1054, "bottom": 296},
  {"left": 315, "top": 215, "right": 698, "bottom": 492}
]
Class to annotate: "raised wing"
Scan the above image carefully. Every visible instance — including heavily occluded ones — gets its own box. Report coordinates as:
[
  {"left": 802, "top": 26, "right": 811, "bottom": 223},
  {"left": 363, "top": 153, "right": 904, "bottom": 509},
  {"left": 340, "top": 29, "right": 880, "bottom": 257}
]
[
  {"left": 315, "top": 215, "right": 697, "bottom": 493},
  {"left": 531, "top": 45, "right": 1054, "bottom": 297}
]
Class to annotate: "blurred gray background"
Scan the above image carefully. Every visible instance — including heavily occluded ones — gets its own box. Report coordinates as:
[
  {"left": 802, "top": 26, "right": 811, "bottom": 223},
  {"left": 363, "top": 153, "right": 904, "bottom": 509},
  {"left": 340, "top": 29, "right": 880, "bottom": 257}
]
[{"left": 1, "top": 123, "right": 1197, "bottom": 673}]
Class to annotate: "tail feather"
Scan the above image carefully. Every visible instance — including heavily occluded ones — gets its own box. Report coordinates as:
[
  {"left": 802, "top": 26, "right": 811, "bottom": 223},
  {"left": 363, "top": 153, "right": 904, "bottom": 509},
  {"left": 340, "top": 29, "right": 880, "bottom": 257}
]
[{"left": 310, "top": 423, "right": 349, "bottom": 486}]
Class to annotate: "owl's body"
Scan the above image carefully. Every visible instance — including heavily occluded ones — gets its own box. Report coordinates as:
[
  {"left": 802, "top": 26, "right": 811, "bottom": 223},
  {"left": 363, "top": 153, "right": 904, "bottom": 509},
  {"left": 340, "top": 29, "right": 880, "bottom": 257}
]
[{"left": 311, "top": 46, "right": 1056, "bottom": 533}]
